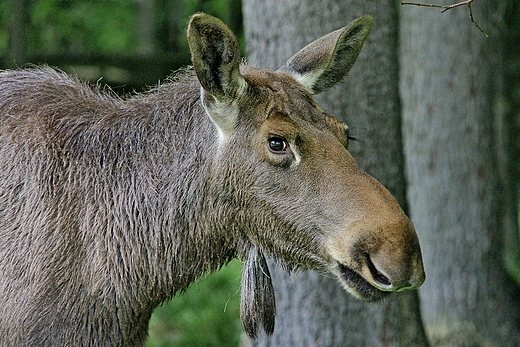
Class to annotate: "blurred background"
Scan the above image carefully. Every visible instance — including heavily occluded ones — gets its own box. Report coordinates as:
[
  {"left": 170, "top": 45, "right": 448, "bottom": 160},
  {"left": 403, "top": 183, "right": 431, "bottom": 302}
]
[
  {"left": 1, "top": 1, "right": 520, "bottom": 346},
  {"left": 0, "top": 0, "right": 243, "bottom": 92}
]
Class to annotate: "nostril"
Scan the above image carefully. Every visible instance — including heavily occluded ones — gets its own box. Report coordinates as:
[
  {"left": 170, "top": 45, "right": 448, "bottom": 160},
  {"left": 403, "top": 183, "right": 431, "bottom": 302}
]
[{"left": 366, "top": 255, "right": 391, "bottom": 287}]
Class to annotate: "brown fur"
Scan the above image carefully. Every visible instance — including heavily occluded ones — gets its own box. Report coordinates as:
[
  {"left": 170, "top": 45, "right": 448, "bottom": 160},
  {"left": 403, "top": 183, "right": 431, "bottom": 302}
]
[{"left": 0, "top": 14, "right": 424, "bottom": 346}]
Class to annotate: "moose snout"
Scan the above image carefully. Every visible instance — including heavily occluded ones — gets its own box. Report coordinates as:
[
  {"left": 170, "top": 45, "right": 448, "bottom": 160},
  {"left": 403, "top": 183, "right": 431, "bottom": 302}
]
[
  {"left": 317, "top": 155, "right": 426, "bottom": 300},
  {"left": 356, "top": 218, "right": 425, "bottom": 294},
  {"left": 327, "top": 216, "right": 425, "bottom": 301}
]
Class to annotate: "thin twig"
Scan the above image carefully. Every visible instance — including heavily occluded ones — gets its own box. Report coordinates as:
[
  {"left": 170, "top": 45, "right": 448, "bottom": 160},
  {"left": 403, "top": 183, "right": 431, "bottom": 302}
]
[
  {"left": 468, "top": 2, "right": 488, "bottom": 37},
  {"left": 401, "top": 0, "right": 488, "bottom": 37},
  {"left": 402, "top": 0, "right": 473, "bottom": 12}
]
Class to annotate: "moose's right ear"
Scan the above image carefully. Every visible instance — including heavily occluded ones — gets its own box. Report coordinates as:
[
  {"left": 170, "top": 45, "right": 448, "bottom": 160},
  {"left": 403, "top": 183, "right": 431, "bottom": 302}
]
[
  {"left": 187, "top": 13, "right": 246, "bottom": 99},
  {"left": 187, "top": 13, "right": 246, "bottom": 138},
  {"left": 278, "top": 15, "right": 374, "bottom": 95}
]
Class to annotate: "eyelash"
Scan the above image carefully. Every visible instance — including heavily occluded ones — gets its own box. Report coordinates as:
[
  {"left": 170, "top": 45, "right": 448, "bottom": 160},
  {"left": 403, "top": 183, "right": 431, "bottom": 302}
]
[{"left": 346, "top": 128, "right": 357, "bottom": 142}]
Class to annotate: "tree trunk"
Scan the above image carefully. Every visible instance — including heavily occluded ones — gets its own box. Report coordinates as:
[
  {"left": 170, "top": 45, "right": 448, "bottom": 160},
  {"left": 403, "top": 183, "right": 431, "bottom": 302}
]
[
  {"left": 6, "top": 0, "right": 28, "bottom": 68},
  {"left": 400, "top": 2, "right": 520, "bottom": 346},
  {"left": 242, "top": 1, "right": 428, "bottom": 346},
  {"left": 136, "top": 0, "right": 155, "bottom": 55}
]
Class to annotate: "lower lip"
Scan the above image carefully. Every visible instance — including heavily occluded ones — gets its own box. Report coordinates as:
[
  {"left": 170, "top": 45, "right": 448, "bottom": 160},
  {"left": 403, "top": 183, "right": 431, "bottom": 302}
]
[{"left": 337, "top": 262, "right": 388, "bottom": 302}]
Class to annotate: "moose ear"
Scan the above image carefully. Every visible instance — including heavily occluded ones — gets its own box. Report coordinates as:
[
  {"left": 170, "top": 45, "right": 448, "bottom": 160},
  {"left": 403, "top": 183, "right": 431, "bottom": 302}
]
[
  {"left": 187, "top": 13, "right": 246, "bottom": 137},
  {"left": 278, "top": 15, "right": 374, "bottom": 95}
]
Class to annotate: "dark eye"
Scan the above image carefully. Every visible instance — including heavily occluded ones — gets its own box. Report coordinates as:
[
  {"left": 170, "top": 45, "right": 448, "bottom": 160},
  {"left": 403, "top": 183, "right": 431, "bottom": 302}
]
[{"left": 267, "top": 137, "right": 288, "bottom": 153}]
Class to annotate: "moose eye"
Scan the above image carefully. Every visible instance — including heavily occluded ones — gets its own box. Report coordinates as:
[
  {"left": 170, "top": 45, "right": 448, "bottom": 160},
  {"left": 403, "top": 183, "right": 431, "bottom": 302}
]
[{"left": 267, "top": 137, "right": 288, "bottom": 153}]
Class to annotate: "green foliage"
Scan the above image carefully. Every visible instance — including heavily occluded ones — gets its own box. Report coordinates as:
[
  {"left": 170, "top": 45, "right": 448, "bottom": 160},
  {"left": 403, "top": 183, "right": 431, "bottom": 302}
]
[
  {"left": 0, "top": 2, "right": 7, "bottom": 53},
  {"left": 28, "top": 0, "right": 138, "bottom": 54},
  {"left": 146, "top": 260, "right": 243, "bottom": 347},
  {"left": 0, "top": 0, "right": 241, "bottom": 56}
]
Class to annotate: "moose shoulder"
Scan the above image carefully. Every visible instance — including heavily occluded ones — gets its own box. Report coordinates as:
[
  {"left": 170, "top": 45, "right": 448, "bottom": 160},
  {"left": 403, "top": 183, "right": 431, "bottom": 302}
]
[{"left": 0, "top": 13, "right": 424, "bottom": 346}]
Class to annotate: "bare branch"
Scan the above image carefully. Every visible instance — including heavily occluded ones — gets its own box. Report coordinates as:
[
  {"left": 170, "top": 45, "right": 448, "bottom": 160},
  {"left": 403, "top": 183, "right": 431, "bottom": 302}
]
[
  {"left": 401, "top": 0, "right": 473, "bottom": 12},
  {"left": 401, "top": 0, "right": 488, "bottom": 37},
  {"left": 468, "top": 3, "right": 488, "bottom": 37}
]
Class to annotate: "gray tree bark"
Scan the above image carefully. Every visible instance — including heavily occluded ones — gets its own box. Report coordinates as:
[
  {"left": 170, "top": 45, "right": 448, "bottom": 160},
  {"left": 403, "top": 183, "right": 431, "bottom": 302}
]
[
  {"left": 400, "top": 2, "right": 520, "bottom": 346},
  {"left": 242, "top": 1, "right": 428, "bottom": 346},
  {"left": 6, "top": 0, "right": 28, "bottom": 68}
]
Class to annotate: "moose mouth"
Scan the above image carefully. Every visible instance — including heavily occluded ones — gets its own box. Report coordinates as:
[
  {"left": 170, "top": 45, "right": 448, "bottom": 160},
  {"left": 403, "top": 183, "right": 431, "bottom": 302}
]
[{"left": 337, "top": 262, "right": 389, "bottom": 302}]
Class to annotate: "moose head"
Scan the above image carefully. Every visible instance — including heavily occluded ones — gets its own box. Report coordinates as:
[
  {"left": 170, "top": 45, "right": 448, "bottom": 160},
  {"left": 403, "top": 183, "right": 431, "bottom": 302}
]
[{"left": 187, "top": 14, "right": 425, "bottom": 338}]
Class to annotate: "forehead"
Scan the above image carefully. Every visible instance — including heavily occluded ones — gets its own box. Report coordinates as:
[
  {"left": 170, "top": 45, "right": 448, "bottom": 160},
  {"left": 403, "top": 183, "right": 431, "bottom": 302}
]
[{"left": 241, "top": 66, "right": 348, "bottom": 141}]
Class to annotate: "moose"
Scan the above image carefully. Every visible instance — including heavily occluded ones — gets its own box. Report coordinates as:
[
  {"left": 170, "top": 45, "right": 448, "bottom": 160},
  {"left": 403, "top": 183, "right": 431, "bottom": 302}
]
[{"left": 0, "top": 13, "right": 425, "bottom": 346}]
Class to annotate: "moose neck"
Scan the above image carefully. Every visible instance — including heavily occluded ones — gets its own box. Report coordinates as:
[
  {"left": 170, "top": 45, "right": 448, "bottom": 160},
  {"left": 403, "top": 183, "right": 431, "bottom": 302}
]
[{"left": 106, "top": 75, "right": 241, "bottom": 308}]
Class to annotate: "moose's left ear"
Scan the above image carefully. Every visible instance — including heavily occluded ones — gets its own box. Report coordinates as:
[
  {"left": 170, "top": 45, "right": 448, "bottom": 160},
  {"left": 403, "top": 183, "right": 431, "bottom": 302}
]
[{"left": 278, "top": 15, "right": 374, "bottom": 95}]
